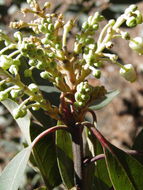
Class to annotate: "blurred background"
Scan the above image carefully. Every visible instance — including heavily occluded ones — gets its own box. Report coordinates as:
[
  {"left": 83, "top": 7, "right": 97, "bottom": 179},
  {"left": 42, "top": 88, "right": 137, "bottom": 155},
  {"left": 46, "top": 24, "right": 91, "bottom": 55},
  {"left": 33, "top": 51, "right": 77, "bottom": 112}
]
[{"left": 0, "top": 0, "right": 143, "bottom": 189}]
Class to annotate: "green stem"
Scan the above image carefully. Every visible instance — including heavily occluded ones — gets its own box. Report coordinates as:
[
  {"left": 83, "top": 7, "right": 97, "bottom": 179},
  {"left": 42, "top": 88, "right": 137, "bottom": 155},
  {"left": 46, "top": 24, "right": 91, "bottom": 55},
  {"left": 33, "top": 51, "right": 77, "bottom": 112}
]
[
  {"left": 18, "top": 97, "right": 31, "bottom": 110},
  {"left": 0, "top": 68, "right": 60, "bottom": 120},
  {"left": 97, "top": 20, "right": 114, "bottom": 47},
  {"left": 114, "top": 61, "right": 128, "bottom": 71},
  {"left": 0, "top": 44, "right": 16, "bottom": 55}
]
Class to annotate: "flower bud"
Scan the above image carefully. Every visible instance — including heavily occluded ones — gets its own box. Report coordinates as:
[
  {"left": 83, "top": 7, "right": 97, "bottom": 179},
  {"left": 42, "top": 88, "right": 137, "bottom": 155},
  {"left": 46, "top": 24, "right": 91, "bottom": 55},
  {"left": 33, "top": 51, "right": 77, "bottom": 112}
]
[
  {"left": 105, "top": 41, "right": 114, "bottom": 49},
  {"left": 76, "top": 82, "right": 83, "bottom": 93},
  {"left": 83, "top": 50, "right": 95, "bottom": 64},
  {"left": 82, "top": 82, "right": 92, "bottom": 93},
  {"left": 13, "top": 108, "right": 27, "bottom": 119},
  {"left": 28, "top": 83, "right": 39, "bottom": 92},
  {"left": 48, "top": 52, "right": 55, "bottom": 58},
  {"left": 92, "top": 23, "right": 99, "bottom": 30},
  {"left": 44, "top": 2, "right": 51, "bottom": 9},
  {"left": 88, "top": 44, "right": 97, "bottom": 50},
  {"left": 74, "top": 101, "right": 85, "bottom": 107},
  {"left": 134, "top": 10, "right": 143, "bottom": 24},
  {"left": 56, "top": 50, "right": 64, "bottom": 59},
  {"left": 81, "top": 94, "right": 90, "bottom": 101},
  {"left": 109, "top": 54, "right": 118, "bottom": 62},
  {"left": 92, "top": 12, "right": 104, "bottom": 22},
  {"left": 128, "top": 4, "right": 137, "bottom": 11},
  {"left": 88, "top": 16, "right": 93, "bottom": 25},
  {"left": 28, "top": 60, "right": 36, "bottom": 66},
  {"left": 129, "top": 37, "right": 143, "bottom": 54},
  {"left": 10, "top": 89, "right": 21, "bottom": 98},
  {"left": 75, "top": 92, "right": 83, "bottom": 102},
  {"left": 38, "top": 24, "right": 48, "bottom": 33},
  {"left": 126, "top": 16, "right": 137, "bottom": 27},
  {"left": 31, "top": 103, "right": 40, "bottom": 111},
  {"left": 0, "top": 55, "right": 13, "bottom": 70},
  {"left": 32, "top": 106, "right": 40, "bottom": 111},
  {"left": 9, "top": 65, "right": 19, "bottom": 75},
  {"left": 92, "top": 69, "right": 101, "bottom": 79},
  {"left": 64, "top": 20, "right": 74, "bottom": 32},
  {"left": 41, "top": 37, "right": 49, "bottom": 44},
  {"left": 94, "top": 62, "right": 103, "bottom": 68},
  {"left": 54, "top": 20, "right": 62, "bottom": 29},
  {"left": 85, "top": 37, "right": 94, "bottom": 44},
  {"left": 82, "top": 21, "right": 89, "bottom": 30},
  {"left": 48, "top": 23, "right": 54, "bottom": 32},
  {"left": 55, "top": 43, "right": 62, "bottom": 50},
  {"left": 125, "top": 4, "right": 137, "bottom": 14},
  {"left": 14, "top": 31, "right": 22, "bottom": 42},
  {"left": 36, "top": 61, "right": 46, "bottom": 70},
  {"left": 120, "top": 64, "right": 137, "bottom": 82},
  {"left": 0, "top": 91, "right": 8, "bottom": 101},
  {"left": 121, "top": 31, "right": 130, "bottom": 40},
  {"left": 108, "top": 19, "right": 116, "bottom": 26},
  {"left": 13, "top": 59, "right": 21, "bottom": 66},
  {"left": 24, "top": 69, "right": 32, "bottom": 77},
  {"left": 40, "top": 71, "right": 50, "bottom": 79},
  {"left": 74, "top": 43, "right": 82, "bottom": 53}
]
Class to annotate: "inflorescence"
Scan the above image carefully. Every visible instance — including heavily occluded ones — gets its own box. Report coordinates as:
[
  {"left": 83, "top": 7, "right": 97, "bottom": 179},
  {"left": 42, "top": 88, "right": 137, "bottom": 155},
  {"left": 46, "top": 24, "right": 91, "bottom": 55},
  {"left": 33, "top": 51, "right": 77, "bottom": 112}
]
[{"left": 0, "top": 1, "right": 142, "bottom": 119}]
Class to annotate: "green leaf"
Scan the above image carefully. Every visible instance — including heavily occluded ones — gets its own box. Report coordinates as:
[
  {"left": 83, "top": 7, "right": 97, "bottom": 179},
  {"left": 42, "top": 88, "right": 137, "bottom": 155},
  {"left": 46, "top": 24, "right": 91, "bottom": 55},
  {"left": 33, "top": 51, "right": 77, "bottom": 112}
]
[
  {"left": 104, "top": 143, "right": 143, "bottom": 190},
  {"left": 87, "top": 131, "right": 112, "bottom": 190},
  {"left": 1, "top": 99, "right": 31, "bottom": 144},
  {"left": 89, "top": 90, "right": 119, "bottom": 110},
  {"left": 0, "top": 147, "right": 31, "bottom": 190},
  {"left": 56, "top": 129, "right": 74, "bottom": 189},
  {"left": 132, "top": 128, "right": 143, "bottom": 164},
  {"left": 38, "top": 85, "right": 60, "bottom": 106},
  {"left": 83, "top": 129, "right": 95, "bottom": 190},
  {"left": 132, "top": 128, "right": 143, "bottom": 151},
  {"left": 94, "top": 141, "right": 112, "bottom": 190},
  {"left": 39, "top": 85, "right": 60, "bottom": 93},
  {"left": 30, "top": 123, "right": 61, "bottom": 189}
]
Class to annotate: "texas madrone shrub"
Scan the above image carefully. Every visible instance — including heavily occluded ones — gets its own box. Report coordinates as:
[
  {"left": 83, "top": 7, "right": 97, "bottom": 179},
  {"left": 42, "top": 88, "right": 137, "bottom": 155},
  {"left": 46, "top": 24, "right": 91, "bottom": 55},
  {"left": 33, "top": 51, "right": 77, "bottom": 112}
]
[{"left": 0, "top": 1, "right": 143, "bottom": 190}]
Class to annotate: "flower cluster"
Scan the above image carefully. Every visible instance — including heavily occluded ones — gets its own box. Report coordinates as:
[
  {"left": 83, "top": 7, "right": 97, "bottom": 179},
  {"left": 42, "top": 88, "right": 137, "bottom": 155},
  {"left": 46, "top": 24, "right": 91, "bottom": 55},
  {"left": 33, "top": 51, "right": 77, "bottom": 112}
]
[
  {"left": 125, "top": 4, "right": 143, "bottom": 27},
  {"left": 0, "top": 1, "right": 142, "bottom": 119},
  {"left": 74, "top": 81, "right": 92, "bottom": 107}
]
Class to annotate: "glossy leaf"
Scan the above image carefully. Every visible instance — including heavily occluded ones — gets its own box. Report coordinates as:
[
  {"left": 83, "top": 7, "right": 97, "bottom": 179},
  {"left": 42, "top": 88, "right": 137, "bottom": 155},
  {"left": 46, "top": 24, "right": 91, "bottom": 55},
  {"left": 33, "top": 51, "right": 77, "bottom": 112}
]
[
  {"left": 30, "top": 123, "right": 61, "bottom": 189},
  {"left": 132, "top": 128, "right": 143, "bottom": 164},
  {"left": 1, "top": 99, "right": 31, "bottom": 144},
  {"left": 89, "top": 90, "right": 119, "bottom": 110},
  {"left": 87, "top": 130, "right": 112, "bottom": 190},
  {"left": 56, "top": 129, "right": 74, "bottom": 189},
  {"left": 38, "top": 85, "right": 60, "bottom": 107},
  {"left": 104, "top": 143, "right": 143, "bottom": 190},
  {"left": 39, "top": 85, "right": 60, "bottom": 93},
  {"left": 0, "top": 147, "right": 31, "bottom": 190},
  {"left": 132, "top": 128, "right": 143, "bottom": 151},
  {"left": 83, "top": 129, "right": 96, "bottom": 190}
]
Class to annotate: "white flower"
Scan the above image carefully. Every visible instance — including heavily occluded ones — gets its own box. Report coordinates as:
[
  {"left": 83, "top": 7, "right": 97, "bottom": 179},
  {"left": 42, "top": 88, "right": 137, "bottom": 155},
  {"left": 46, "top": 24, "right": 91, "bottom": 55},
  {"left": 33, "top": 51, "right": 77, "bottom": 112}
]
[
  {"left": 120, "top": 64, "right": 137, "bottom": 82},
  {"left": 129, "top": 37, "right": 143, "bottom": 54}
]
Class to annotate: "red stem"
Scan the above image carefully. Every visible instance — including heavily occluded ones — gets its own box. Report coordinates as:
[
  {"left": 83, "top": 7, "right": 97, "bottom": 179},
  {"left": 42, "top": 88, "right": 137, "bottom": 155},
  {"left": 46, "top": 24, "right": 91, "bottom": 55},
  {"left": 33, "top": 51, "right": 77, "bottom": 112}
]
[
  {"left": 82, "top": 122, "right": 112, "bottom": 150},
  {"left": 32, "top": 125, "right": 67, "bottom": 148},
  {"left": 83, "top": 150, "right": 143, "bottom": 166},
  {"left": 83, "top": 154, "right": 105, "bottom": 166}
]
